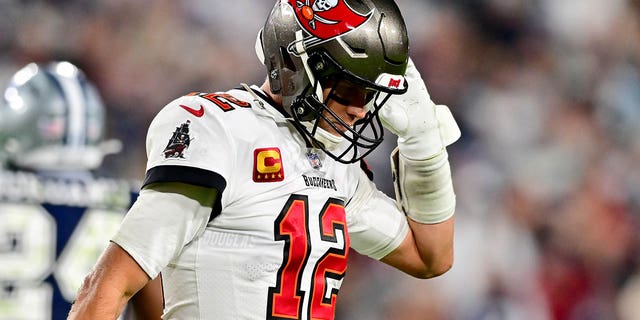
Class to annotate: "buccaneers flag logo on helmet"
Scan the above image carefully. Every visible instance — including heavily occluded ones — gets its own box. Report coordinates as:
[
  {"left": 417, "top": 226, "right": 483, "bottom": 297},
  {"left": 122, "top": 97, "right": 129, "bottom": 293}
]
[{"left": 289, "top": 0, "right": 372, "bottom": 40}]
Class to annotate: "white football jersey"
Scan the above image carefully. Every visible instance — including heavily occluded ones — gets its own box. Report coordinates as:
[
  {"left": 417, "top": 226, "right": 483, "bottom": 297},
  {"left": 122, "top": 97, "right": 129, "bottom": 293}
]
[{"left": 112, "top": 86, "right": 408, "bottom": 319}]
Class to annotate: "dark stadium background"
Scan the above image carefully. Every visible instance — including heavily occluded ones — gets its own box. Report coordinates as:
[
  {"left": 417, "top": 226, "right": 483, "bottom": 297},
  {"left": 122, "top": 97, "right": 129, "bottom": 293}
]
[{"left": 1, "top": 1, "right": 639, "bottom": 319}]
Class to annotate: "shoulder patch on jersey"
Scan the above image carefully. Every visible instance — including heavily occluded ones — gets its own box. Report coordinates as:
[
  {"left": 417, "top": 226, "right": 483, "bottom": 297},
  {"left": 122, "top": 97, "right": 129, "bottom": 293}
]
[
  {"left": 163, "top": 120, "right": 193, "bottom": 159},
  {"left": 253, "top": 147, "right": 284, "bottom": 182}
]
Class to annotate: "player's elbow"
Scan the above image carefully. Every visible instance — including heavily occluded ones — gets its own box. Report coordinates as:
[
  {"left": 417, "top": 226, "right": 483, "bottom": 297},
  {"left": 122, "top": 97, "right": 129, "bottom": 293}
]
[
  {"left": 433, "top": 256, "right": 454, "bottom": 278},
  {"left": 412, "top": 255, "right": 454, "bottom": 279},
  {"left": 413, "top": 263, "right": 453, "bottom": 279}
]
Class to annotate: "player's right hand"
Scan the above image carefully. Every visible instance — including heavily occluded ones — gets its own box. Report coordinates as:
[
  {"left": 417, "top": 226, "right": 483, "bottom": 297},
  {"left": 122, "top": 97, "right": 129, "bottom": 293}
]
[{"left": 379, "top": 58, "right": 460, "bottom": 160}]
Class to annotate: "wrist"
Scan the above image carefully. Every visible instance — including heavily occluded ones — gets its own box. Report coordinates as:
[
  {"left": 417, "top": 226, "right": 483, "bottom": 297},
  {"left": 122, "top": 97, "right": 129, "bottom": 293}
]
[
  {"left": 397, "top": 134, "right": 443, "bottom": 161},
  {"left": 391, "top": 148, "right": 456, "bottom": 224}
]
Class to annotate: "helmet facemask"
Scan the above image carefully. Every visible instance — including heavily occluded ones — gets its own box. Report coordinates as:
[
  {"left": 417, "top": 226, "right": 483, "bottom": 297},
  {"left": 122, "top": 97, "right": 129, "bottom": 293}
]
[{"left": 290, "top": 49, "right": 405, "bottom": 163}]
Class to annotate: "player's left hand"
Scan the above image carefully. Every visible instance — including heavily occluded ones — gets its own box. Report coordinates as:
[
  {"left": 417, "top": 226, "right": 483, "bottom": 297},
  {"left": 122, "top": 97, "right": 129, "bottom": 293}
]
[{"left": 379, "top": 58, "right": 461, "bottom": 160}]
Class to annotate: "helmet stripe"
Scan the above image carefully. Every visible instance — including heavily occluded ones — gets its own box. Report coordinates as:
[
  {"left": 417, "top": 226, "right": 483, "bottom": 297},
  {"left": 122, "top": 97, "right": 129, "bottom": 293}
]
[{"left": 53, "top": 70, "right": 87, "bottom": 148}]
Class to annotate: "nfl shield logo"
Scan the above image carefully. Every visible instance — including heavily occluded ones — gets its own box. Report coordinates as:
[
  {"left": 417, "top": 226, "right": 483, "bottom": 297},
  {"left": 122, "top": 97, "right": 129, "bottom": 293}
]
[{"left": 306, "top": 150, "right": 322, "bottom": 169}]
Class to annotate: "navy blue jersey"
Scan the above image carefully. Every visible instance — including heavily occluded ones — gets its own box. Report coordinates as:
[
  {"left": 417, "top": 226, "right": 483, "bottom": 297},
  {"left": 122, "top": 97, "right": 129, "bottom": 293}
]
[{"left": 0, "top": 169, "right": 138, "bottom": 320}]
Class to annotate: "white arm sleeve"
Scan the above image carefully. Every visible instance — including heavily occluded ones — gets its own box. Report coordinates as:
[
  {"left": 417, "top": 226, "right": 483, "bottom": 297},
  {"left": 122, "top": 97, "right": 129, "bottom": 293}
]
[
  {"left": 346, "top": 170, "right": 409, "bottom": 260},
  {"left": 111, "top": 183, "right": 215, "bottom": 279}
]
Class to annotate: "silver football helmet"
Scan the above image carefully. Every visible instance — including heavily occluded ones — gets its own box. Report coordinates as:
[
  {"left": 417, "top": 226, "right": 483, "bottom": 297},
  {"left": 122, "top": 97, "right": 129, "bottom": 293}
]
[
  {"left": 0, "top": 61, "right": 117, "bottom": 171},
  {"left": 257, "top": 0, "right": 409, "bottom": 163}
]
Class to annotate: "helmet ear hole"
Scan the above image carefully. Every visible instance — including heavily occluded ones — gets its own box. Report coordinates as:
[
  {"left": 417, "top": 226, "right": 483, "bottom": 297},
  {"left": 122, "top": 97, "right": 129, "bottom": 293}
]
[
  {"left": 268, "top": 56, "right": 281, "bottom": 94},
  {"left": 276, "top": 46, "right": 300, "bottom": 95},
  {"left": 279, "top": 46, "right": 297, "bottom": 72},
  {"left": 266, "top": 45, "right": 300, "bottom": 95}
]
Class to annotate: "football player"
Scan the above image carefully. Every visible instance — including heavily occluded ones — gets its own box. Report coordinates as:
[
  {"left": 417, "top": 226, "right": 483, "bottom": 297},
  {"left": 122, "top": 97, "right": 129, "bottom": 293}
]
[
  {"left": 69, "top": 0, "right": 461, "bottom": 319},
  {"left": 0, "top": 61, "right": 161, "bottom": 320}
]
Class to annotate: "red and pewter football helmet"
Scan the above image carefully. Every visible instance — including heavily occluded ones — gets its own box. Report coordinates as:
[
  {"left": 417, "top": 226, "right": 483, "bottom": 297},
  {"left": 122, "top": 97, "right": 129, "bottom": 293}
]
[{"left": 257, "top": 0, "right": 409, "bottom": 163}]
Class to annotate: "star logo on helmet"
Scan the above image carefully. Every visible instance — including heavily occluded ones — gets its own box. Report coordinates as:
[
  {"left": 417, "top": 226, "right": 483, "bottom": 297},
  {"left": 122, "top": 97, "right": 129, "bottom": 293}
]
[{"left": 289, "top": 0, "right": 372, "bottom": 40}]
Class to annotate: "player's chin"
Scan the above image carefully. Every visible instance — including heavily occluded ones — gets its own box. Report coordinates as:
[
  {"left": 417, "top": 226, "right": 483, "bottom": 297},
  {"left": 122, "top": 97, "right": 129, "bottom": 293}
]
[
  {"left": 318, "top": 120, "right": 347, "bottom": 137},
  {"left": 329, "top": 123, "right": 350, "bottom": 136}
]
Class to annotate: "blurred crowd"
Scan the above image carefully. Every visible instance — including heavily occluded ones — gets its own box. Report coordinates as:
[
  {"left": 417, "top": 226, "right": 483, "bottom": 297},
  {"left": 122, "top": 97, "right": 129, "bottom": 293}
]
[{"left": 1, "top": 0, "right": 639, "bottom": 319}]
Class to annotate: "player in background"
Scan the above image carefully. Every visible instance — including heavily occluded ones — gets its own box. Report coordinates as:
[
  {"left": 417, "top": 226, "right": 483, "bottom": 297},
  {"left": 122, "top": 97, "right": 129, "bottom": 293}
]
[
  {"left": 69, "top": 0, "right": 461, "bottom": 318},
  {"left": 0, "top": 61, "right": 162, "bottom": 320}
]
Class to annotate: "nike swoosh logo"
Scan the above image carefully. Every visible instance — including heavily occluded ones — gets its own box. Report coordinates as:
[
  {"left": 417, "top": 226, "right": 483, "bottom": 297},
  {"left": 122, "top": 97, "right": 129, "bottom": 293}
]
[{"left": 179, "top": 104, "right": 205, "bottom": 117}]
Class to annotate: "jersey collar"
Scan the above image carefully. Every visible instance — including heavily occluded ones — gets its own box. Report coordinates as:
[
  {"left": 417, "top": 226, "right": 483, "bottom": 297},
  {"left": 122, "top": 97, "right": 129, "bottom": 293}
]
[{"left": 238, "top": 84, "right": 291, "bottom": 124}]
